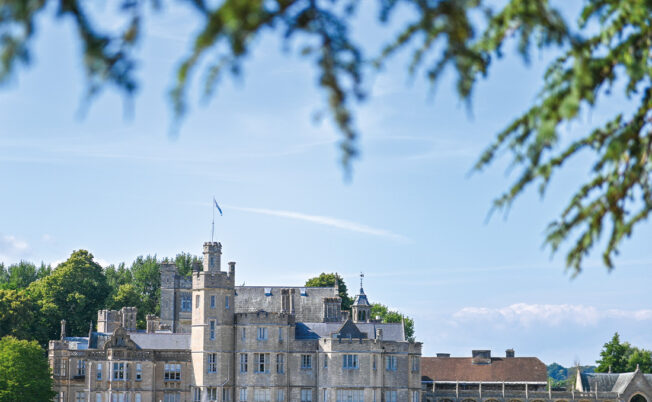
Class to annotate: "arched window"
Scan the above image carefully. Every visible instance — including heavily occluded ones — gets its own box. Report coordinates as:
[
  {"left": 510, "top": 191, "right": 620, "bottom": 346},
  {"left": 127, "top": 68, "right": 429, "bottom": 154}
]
[{"left": 631, "top": 394, "right": 648, "bottom": 402}]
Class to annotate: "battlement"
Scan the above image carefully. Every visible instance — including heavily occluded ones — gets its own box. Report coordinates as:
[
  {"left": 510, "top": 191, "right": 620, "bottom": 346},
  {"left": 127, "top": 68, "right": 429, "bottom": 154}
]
[
  {"left": 192, "top": 269, "right": 234, "bottom": 289},
  {"left": 97, "top": 307, "right": 137, "bottom": 333}
]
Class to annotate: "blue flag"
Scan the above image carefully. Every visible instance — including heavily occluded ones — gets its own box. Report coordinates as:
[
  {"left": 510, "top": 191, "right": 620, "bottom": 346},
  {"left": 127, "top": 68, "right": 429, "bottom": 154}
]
[{"left": 214, "top": 198, "right": 223, "bottom": 216}]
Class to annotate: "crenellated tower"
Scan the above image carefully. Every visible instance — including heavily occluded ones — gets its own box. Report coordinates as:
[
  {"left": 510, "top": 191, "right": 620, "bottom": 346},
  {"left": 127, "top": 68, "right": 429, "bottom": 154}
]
[{"left": 191, "top": 241, "right": 236, "bottom": 400}]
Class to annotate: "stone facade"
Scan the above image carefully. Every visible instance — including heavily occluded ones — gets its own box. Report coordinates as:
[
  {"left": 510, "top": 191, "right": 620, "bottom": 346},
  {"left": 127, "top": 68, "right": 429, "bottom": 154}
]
[{"left": 49, "top": 241, "right": 421, "bottom": 402}]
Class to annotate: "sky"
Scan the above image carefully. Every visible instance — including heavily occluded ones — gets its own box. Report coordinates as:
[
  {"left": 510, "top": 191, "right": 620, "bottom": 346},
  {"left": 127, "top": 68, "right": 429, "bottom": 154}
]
[{"left": 1, "top": 2, "right": 651, "bottom": 367}]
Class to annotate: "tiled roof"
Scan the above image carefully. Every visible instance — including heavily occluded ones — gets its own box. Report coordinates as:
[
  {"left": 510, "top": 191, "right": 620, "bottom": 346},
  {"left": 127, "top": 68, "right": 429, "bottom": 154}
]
[{"left": 421, "top": 356, "right": 547, "bottom": 383}]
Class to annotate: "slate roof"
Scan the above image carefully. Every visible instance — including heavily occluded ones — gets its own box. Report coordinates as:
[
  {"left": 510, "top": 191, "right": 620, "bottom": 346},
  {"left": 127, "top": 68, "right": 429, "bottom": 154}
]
[
  {"left": 352, "top": 288, "right": 370, "bottom": 307},
  {"left": 580, "top": 372, "right": 637, "bottom": 393},
  {"left": 295, "top": 321, "right": 405, "bottom": 341},
  {"left": 129, "top": 333, "right": 190, "bottom": 350},
  {"left": 421, "top": 356, "right": 548, "bottom": 383}
]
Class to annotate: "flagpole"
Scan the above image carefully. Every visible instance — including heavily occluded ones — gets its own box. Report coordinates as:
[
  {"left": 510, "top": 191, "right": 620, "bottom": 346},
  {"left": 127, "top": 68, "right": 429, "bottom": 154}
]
[{"left": 211, "top": 197, "right": 215, "bottom": 243}]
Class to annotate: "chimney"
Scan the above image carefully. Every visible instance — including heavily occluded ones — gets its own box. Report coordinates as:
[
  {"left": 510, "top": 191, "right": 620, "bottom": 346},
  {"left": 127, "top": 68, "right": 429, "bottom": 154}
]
[
  {"left": 146, "top": 315, "right": 159, "bottom": 334},
  {"left": 60, "top": 319, "right": 67, "bottom": 340},
  {"left": 472, "top": 350, "right": 491, "bottom": 364},
  {"left": 436, "top": 353, "right": 451, "bottom": 358},
  {"left": 506, "top": 349, "right": 515, "bottom": 358},
  {"left": 375, "top": 328, "right": 383, "bottom": 340}
]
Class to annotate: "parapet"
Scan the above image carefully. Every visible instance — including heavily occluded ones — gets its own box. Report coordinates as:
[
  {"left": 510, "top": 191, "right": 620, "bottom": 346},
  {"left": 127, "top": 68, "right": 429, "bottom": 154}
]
[
  {"left": 192, "top": 269, "right": 234, "bottom": 289},
  {"left": 235, "top": 311, "right": 295, "bottom": 325}
]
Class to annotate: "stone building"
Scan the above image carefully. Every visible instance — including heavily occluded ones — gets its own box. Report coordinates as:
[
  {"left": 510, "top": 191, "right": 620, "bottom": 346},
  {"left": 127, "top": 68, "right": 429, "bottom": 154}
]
[{"left": 49, "top": 241, "right": 422, "bottom": 402}]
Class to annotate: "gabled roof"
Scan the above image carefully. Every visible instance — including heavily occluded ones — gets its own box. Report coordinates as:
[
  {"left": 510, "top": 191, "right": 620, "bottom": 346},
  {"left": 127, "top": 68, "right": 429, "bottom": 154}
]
[
  {"left": 580, "top": 371, "right": 645, "bottom": 394},
  {"left": 421, "top": 356, "right": 548, "bottom": 383}
]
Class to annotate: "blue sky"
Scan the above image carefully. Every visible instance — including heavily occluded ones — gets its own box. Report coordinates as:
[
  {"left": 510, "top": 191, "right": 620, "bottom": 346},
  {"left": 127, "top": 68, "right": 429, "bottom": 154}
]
[{"left": 1, "top": 2, "right": 651, "bottom": 366}]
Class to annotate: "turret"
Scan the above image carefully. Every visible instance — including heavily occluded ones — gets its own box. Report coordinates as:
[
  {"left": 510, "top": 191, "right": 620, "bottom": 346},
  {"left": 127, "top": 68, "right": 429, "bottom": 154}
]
[
  {"left": 352, "top": 273, "right": 371, "bottom": 323},
  {"left": 203, "top": 242, "right": 222, "bottom": 271}
]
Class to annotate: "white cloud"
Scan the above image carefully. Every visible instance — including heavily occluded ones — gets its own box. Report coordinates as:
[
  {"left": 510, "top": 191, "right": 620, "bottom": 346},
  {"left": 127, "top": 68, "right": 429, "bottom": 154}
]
[
  {"left": 228, "top": 206, "right": 408, "bottom": 242},
  {"left": 0, "top": 234, "right": 29, "bottom": 255},
  {"left": 453, "top": 303, "right": 652, "bottom": 327}
]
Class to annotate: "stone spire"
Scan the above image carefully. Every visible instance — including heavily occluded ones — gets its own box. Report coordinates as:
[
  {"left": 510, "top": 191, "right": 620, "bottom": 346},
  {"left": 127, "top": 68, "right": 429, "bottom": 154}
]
[
  {"left": 60, "top": 319, "right": 66, "bottom": 340},
  {"left": 352, "top": 272, "right": 371, "bottom": 323}
]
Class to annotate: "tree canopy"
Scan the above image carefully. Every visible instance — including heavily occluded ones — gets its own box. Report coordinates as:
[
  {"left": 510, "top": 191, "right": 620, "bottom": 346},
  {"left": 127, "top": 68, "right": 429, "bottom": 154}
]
[
  {"left": 28, "top": 250, "right": 110, "bottom": 340},
  {"left": 1, "top": 0, "right": 650, "bottom": 273},
  {"left": 0, "top": 336, "right": 55, "bottom": 402},
  {"left": 596, "top": 332, "right": 652, "bottom": 373},
  {"left": 305, "top": 272, "right": 353, "bottom": 310}
]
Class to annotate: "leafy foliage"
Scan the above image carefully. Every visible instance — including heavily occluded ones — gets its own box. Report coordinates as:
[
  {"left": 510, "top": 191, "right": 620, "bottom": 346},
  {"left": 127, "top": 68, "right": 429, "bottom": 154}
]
[
  {"left": 305, "top": 272, "right": 353, "bottom": 310},
  {"left": 0, "top": 336, "right": 55, "bottom": 402},
  {"left": 173, "top": 253, "right": 202, "bottom": 277},
  {"left": 371, "top": 303, "right": 415, "bottom": 342},
  {"left": 0, "top": 290, "right": 47, "bottom": 345},
  {"left": 596, "top": 332, "right": 652, "bottom": 373},
  {"left": 28, "top": 250, "right": 110, "bottom": 339},
  {"left": 0, "top": 261, "right": 50, "bottom": 290},
  {"left": 2, "top": 0, "right": 649, "bottom": 271}
]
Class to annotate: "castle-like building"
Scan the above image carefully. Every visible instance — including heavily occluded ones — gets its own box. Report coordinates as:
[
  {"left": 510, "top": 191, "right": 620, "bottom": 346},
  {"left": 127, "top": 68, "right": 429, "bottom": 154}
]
[{"left": 49, "top": 242, "right": 422, "bottom": 402}]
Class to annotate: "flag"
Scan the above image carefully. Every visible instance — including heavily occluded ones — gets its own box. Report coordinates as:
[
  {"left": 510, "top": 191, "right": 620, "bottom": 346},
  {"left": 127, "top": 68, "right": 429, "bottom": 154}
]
[{"left": 214, "top": 198, "right": 223, "bottom": 216}]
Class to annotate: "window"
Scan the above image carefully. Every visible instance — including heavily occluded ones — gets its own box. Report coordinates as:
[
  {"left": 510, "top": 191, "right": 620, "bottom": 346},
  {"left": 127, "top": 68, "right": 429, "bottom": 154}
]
[
  {"left": 300, "top": 288, "right": 307, "bottom": 296},
  {"left": 54, "top": 359, "right": 66, "bottom": 377},
  {"left": 254, "top": 389, "right": 271, "bottom": 402},
  {"left": 207, "top": 387, "right": 218, "bottom": 402},
  {"left": 240, "top": 353, "right": 248, "bottom": 373},
  {"left": 276, "top": 390, "right": 284, "bottom": 402},
  {"left": 385, "top": 356, "right": 397, "bottom": 371},
  {"left": 76, "top": 392, "right": 85, "bottom": 402},
  {"left": 164, "top": 393, "right": 181, "bottom": 402},
  {"left": 323, "top": 389, "right": 327, "bottom": 402},
  {"left": 301, "top": 354, "right": 312, "bottom": 369},
  {"left": 336, "top": 390, "right": 363, "bottom": 402},
  {"left": 193, "top": 388, "right": 202, "bottom": 402},
  {"left": 164, "top": 363, "right": 181, "bottom": 381},
  {"left": 196, "top": 294, "right": 200, "bottom": 309},
  {"left": 211, "top": 295, "right": 216, "bottom": 308},
  {"left": 208, "top": 353, "right": 218, "bottom": 373},
  {"left": 136, "top": 363, "right": 142, "bottom": 381},
  {"left": 96, "top": 393, "right": 102, "bottom": 402},
  {"left": 239, "top": 388, "right": 247, "bottom": 402},
  {"left": 257, "top": 327, "right": 267, "bottom": 340},
  {"left": 276, "top": 354, "right": 284, "bottom": 374},
  {"left": 254, "top": 353, "right": 269, "bottom": 373},
  {"left": 342, "top": 354, "right": 359, "bottom": 370},
  {"left": 76, "top": 360, "right": 86, "bottom": 376},
  {"left": 373, "top": 355, "right": 377, "bottom": 370},
  {"left": 323, "top": 355, "right": 328, "bottom": 368},
  {"left": 58, "top": 392, "right": 65, "bottom": 402},
  {"left": 226, "top": 295, "right": 230, "bottom": 309},
  {"left": 97, "top": 363, "right": 103, "bottom": 381},
  {"left": 300, "top": 389, "right": 312, "bottom": 402},
  {"left": 241, "top": 327, "right": 246, "bottom": 341},
  {"left": 135, "top": 394, "right": 142, "bottom": 402},
  {"left": 112, "top": 362, "right": 125, "bottom": 381},
  {"left": 384, "top": 391, "right": 397, "bottom": 402},
  {"left": 210, "top": 320, "right": 216, "bottom": 340},
  {"left": 278, "top": 327, "right": 283, "bottom": 341},
  {"left": 223, "top": 388, "right": 232, "bottom": 401},
  {"left": 411, "top": 356, "right": 420, "bottom": 372},
  {"left": 412, "top": 391, "right": 420, "bottom": 402},
  {"left": 181, "top": 293, "right": 192, "bottom": 312}
]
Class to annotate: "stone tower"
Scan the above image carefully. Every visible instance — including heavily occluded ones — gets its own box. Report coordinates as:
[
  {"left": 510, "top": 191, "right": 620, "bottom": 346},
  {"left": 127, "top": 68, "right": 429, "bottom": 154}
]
[
  {"left": 191, "top": 241, "right": 235, "bottom": 400},
  {"left": 351, "top": 273, "right": 371, "bottom": 323}
]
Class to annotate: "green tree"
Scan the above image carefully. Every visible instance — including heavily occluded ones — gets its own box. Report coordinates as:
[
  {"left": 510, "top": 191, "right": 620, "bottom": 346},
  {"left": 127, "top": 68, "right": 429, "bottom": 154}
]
[
  {"left": 1, "top": 0, "right": 650, "bottom": 273},
  {"left": 0, "top": 336, "right": 55, "bottom": 402},
  {"left": 130, "top": 255, "right": 161, "bottom": 317},
  {"left": 174, "top": 253, "right": 202, "bottom": 277},
  {"left": 0, "top": 261, "right": 47, "bottom": 290},
  {"left": 305, "top": 272, "right": 353, "bottom": 310},
  {"left": 28, "top": 250, "right": 110, "bottom": 340},
  {"left": 0, "top": 289, "right": 47, "bottom": 344},
  {"left": 596, "top": 333, "right": 631, "bottom": 373},
  {"left": 370, "top": 303, "right": 415, "bottom": 342},
  {"left": 627, "top": 348, "right": 652, "bottom": 373}
]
